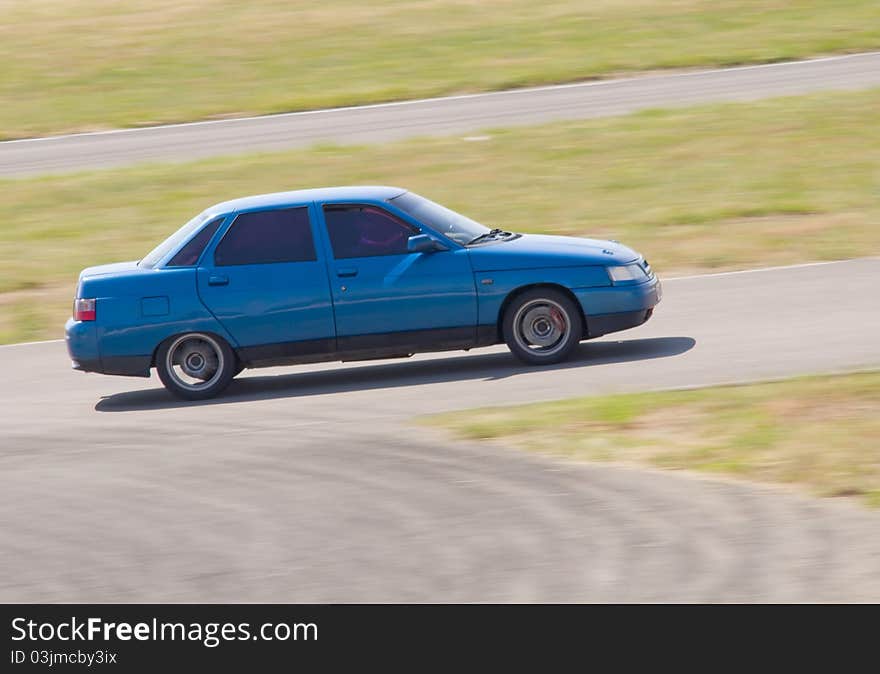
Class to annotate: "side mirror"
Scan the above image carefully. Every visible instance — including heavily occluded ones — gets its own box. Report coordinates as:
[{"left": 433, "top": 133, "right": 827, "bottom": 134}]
[{"left": 407, "top": 234, "right": 447, "bottom": 253}]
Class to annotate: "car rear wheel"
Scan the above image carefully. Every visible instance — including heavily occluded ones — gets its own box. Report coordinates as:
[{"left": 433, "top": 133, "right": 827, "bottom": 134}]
[
  {"left": 156, "top": 332, "right": 236, "bottom": 400},
  {"left": 503, "top": 288, "right": 582, "bottom": 365}
]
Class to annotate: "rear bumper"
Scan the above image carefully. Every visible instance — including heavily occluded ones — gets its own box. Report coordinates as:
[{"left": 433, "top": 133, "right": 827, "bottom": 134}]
[
  {"left": 65, "top": 318, "right": 99, "bottom": 371},
  {"left": 65, "top": 318, "right": 151, "bottom": 377},
  {"left": 94, "top": 355, "right": 152, "bottom": 377}
]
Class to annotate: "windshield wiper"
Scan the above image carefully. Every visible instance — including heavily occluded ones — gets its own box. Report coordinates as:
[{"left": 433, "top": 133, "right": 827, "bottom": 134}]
[{"left": 467, "top": 228, "right": 511, "bottom": 245}]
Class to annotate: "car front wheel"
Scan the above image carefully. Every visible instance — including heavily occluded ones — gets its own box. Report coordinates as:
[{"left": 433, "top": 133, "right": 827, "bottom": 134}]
[
  {"left": 156, "top": 332, "right": 236, "bottom": 400},
  {"left": 503, "top": 288, "right": 583, "bottom": 365}
]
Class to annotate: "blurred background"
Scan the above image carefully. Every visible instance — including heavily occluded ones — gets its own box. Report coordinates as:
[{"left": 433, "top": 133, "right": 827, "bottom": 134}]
[
  {"left": 1, "top": 1, "right": 878, "bottom": 602},
  {"left": 2, "top": 0, "right": 879, "bottom": 343}
]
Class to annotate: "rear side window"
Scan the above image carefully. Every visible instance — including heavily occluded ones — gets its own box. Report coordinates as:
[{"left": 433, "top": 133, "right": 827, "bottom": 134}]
[
  {"left": 214, "top": 207, "right": 316, "bottom": 266},
  {"left": 166, "top": 216, "right": 225, "bottom": 267},
  {"left": 324, "top": 204, "right": 418, "bottom": 259}
]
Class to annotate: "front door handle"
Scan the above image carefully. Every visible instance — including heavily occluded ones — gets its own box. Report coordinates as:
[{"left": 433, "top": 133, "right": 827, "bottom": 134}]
[
  {"left": 208, "top": 275, "right": 229, "bottom": 286},
  {"left": 336, "top": 268, "right": 358, "bottom": 278}
]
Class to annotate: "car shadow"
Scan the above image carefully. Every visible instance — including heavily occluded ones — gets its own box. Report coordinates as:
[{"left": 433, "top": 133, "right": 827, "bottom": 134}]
[{"left": 95, "top": 335, "right": 696, "bottom": 412}]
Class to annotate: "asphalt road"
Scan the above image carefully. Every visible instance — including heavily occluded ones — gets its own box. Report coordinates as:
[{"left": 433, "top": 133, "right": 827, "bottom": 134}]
[
  {"left": 2, "top": 259, "right": 879, "bottom": 602},
  {"left": 3, "top": 51, "right": 880, "bottom": 178}
]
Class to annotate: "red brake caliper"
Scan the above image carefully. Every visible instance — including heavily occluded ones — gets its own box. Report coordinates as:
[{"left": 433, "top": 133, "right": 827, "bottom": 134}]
[{"left": 549, "top": 307, "right": 565, "bottom": 332}]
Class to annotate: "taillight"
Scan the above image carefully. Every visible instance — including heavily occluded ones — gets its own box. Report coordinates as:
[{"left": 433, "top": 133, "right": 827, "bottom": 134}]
[{"left": 74, "top": 298, "right": 96, "bottom": 321}]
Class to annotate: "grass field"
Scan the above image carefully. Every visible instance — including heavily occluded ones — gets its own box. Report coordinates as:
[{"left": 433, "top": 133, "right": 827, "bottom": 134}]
[
  {"left": 424, "top": 372, "right": 880, "bottom": 507},
  {"left": 1, "top": 87, "right": 878, "bottom": 343},
  {"left": 2, "top": 0, "right": 880, "bottom": 139}
]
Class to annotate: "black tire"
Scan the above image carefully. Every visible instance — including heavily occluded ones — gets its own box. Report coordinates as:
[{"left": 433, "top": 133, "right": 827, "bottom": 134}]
[
  {"left": 502, "top": 288, "right": 583, "bottom": 365},
  {"left": 156, "top": 332, "right": 236, "bottom": 400}
]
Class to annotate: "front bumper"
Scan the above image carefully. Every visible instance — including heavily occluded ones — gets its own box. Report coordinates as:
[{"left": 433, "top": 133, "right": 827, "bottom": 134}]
[
  {"left": 586, "top": 307, "right": 655, "bottom": 338},
  {"left": 575, "top": 275, "right": 662, "bottom": 338}
]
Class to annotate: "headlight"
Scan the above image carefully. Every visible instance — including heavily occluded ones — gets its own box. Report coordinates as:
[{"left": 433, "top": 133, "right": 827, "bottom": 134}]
[{"left": 606, "top": 263, "right": 648, "bottom": 283}]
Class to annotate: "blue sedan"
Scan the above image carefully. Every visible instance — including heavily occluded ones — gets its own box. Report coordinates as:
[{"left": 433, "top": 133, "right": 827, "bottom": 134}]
[{"left": 66, "top": 186, "right": 661, "bottom": 399}]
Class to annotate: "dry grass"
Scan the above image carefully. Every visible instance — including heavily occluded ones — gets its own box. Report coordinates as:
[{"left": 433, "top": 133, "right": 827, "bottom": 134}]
[
  {"left": 425, "top": 372, "right": 880, "bottom": 507},
  {"left": 1, "top": 0, "right": 879, "bottom": 138}
]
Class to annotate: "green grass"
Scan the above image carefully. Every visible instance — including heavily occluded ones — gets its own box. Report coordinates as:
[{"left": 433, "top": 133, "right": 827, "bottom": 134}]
[
  {"left": 2, "top": 0, "right": 880, "bottom": 139},
  {"left": 424, "top": 372, "right": 880, "bottom": 506},
  {"left": 2, "top": 87, "right": 879, "bottom": 343}
]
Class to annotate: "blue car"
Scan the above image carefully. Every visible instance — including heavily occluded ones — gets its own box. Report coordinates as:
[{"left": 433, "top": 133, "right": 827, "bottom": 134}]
[{"left": 66, "top": 186, "right": 661, "bottom": 399}]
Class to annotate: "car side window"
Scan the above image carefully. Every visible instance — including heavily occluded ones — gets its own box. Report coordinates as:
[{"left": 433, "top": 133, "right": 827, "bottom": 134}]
[
  {"left": 324, "top": 204, "right": 419, "bottom": 259},
  {"left": 166, "top": 216, "right": 225, "bottom": 267},
  {"left": 214, "top": 207, "right": 316, "bottom": 266}
]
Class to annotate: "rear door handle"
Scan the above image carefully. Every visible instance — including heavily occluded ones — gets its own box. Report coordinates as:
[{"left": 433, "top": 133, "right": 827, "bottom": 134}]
[
  {"left": 208, "top": 275, "right": 229, "bottom": 286},
  {"left": 336, "top": 268, "right": 358, "bottom": 278}
]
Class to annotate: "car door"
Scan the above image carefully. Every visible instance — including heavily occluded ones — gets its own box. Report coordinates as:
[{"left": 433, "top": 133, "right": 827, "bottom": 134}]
[
  {"left": 319, "top": 202, "right": 478, "bottom": 354},
  {"left": 197, "top": 204, "right": 336, "bottom": 363}
]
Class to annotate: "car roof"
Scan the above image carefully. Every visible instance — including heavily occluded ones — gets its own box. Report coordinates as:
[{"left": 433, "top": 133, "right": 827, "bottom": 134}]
[{"left": 205, "top": 185, "right": 408, "bottom": 216}]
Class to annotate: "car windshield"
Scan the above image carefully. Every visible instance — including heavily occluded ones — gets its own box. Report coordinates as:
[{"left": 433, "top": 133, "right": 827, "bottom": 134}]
[
  {"left": 139, "top": 211, "right": 212, "bottom": 268},
  {"left": 389, "top": 191, "right": 491, "bottom": 245}
]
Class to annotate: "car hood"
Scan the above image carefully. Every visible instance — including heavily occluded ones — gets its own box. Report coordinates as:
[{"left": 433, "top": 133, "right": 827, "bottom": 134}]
[{"left": 466, "top": 234, "right": 640, "bottom": 271}]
